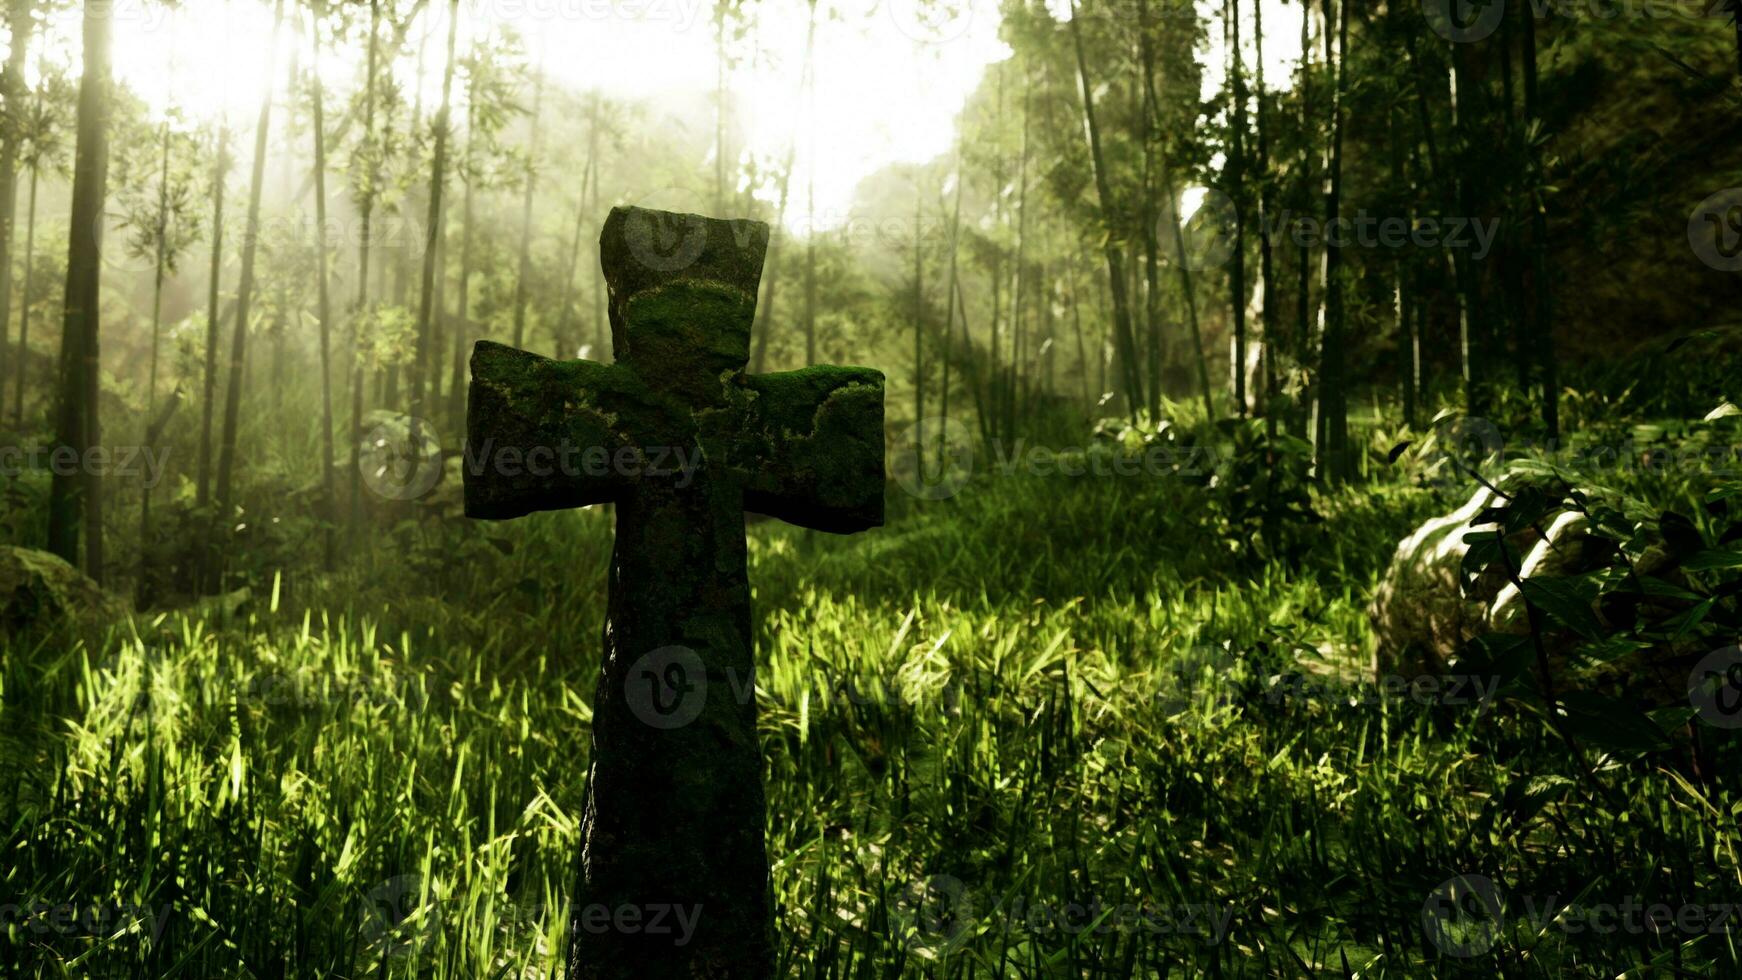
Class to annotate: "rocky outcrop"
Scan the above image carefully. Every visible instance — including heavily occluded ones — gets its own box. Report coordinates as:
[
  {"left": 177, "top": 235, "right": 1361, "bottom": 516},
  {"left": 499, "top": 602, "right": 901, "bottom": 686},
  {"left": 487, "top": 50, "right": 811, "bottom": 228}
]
[
  {"left": 1370, "top": 477, "right": 1695, "bottom": 703},
  {"left": 0, "top": 546, "right": 126, "bottom": 636},
  {"left": 1369, "top": 481, "right": 1539, "bottom": 677}
]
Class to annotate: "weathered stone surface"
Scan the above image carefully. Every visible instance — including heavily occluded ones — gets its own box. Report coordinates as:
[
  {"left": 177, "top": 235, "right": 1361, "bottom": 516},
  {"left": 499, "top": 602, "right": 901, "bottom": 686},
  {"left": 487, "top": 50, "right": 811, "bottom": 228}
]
[
  {"left": 0, "top": 546, "right": 125, "bottom": 636},
  {"left": 1370, "top": 478, "right": 1688, "bottom": 701},
  {"left": 1369, "top": 482, "right": 1535, "bottom": 677},
  {"left": 465, "top": 206, "right": 885, "bottom": 979}
]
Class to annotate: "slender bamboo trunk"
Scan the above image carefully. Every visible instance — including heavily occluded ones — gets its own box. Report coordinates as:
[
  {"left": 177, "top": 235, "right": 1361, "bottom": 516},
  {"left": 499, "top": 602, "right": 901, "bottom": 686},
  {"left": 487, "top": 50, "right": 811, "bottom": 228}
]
[
  {"left": 1069, "top": 0, "right": 1144, "bottom": 419},
  {"left": 751, "top": 3, "right": 813, "bottom": 375},
  {"left": 1008, "top": 69, "right": 1030, "bottom": 440},
  {"left": 1390, "top": 108, "right": 1416, "bottom": 429},
  {"left": 940, "top": 127, "right": 964, "bottom": 468},
  {"left": 1255, "top": 0, "right": 1277, "bottom": 430},
  {"left": 0, "top": 0, "right": 33, "bottom": 417},
  {"left": 1522, "top": 0, "right": 1556, "bottom": 439},
  {"left": 349, "top": 0, "right": 381, "bottom": 529},
  {"left": 589, "top": 99, "right": 604, "bottom": 356},
  {"left": 215, "top": 0, "right": 286, "bottom": 527},
  {"left": 803, "top": 54, "right": 817, "bottom": 368},
  {"left": 746, "top": 152, "right": 790, "bottom": 373},
  {"left": 1228, "top": 0, "right": 1248, "bottom": 416},
  {"left": 1165, "top": 178, "right": 1215, "bottom": 420},
  {"left": 12, "top": 150, "right": 35, "bottom": 425},
  {"left": 312, "top": 0, "right": 337, "bottom": 569},
  {"left": 197, "top": 127, "right": 227, "bottom": 507},
  {"left": 410, "top": 0, "right": 460, "bottom": 433},
  {"left": 449, "top": 69, "right": 477, "bottom": 434},
  {"left": 1449, "top": 37, "right": 1484, "bottom": 415},
  {"left": 912, "top": 190, "right": 924, "bottom": 474},
  {"left": 557, "top": 184, "right": 587, "bottom": 357},
  {"left": 1317, "top": 0, "right": 1350, "bottom": 482},
  {"left": 510, "top": 67, "right": 543, "bottom": 351},
  {"left": 46, "top": 0, "right": 110, "bottom": 575},
  {"left": 1292, "top": 0, "right": 1315, "bottom": 438},
  {"left": 138, "top": 121, "right": 170, "bottom": 591},
  {"left": 1137, "top": 1, "right": 1164, "bottom": 419}
]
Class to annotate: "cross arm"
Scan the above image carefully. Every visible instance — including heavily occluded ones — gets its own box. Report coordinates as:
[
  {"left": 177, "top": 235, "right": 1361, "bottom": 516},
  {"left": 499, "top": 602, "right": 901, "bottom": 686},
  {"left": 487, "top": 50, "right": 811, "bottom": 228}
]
[
  {"left": 740, "top": 366, "right": 886, "bottom": 534},
  {"left": 464, "top": 340, "right": 652, "bottom": 520}
]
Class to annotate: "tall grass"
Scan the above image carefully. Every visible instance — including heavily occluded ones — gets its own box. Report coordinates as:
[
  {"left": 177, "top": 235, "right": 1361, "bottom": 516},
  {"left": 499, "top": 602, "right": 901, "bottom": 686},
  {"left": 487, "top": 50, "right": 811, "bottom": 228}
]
[{"left": 3, "top": 450, "right": 1740, "bottom": 976}]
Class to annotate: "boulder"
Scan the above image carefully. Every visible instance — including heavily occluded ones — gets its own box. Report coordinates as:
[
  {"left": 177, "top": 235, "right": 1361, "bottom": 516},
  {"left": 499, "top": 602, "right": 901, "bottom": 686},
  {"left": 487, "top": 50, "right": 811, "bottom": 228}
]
[
  {"left": 1370, "top": 478, "right": 1693, "bottom": 703},
  {"left": 0, "top": 546, "right": 126, "bottom": 636},
  {"left": 1369, "top": 481, "right": 1540, "bottom": 677}
]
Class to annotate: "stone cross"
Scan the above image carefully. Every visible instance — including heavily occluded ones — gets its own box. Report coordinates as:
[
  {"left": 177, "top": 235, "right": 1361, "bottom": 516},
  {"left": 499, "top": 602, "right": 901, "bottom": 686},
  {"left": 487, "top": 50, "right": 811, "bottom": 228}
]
[{"left": 464, "top": 206, "right": 885, "bottom": 978}]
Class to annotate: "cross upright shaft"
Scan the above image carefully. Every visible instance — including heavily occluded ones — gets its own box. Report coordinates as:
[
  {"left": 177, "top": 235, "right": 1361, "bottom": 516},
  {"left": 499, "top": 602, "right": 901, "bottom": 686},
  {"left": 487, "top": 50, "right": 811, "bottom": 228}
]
[{"left": 464, "top": 206, "right": 885, "bottom": 978}]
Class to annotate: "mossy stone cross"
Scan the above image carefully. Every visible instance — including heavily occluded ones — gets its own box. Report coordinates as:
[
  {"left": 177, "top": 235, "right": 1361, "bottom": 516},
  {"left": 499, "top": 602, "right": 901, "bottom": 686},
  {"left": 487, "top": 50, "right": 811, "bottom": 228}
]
[{"left": 464, "top": 206, "right": 885, "bottom": 978}]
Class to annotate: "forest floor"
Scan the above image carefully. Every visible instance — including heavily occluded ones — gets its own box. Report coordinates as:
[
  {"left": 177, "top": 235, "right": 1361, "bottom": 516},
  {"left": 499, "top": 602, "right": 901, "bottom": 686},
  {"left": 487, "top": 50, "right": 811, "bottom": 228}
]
[{"left": 3, "top": 407, "right": 1741, "bottom": 977}]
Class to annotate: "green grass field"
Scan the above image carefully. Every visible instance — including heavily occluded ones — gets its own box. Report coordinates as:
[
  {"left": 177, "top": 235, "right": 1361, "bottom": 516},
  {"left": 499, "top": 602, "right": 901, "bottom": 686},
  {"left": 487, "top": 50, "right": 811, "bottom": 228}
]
[{"left": 6, "top": 422, "right": 1742, "bottom": 978}]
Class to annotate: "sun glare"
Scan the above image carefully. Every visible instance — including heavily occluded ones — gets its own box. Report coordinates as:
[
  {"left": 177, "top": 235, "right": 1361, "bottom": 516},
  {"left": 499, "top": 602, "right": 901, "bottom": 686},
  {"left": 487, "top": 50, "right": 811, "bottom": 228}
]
[
  {"left": 55, "top": 0, "right": 1013, "bottom": 234},
  {"left": 64, "top": 0, "right": 1296, "bottom": 232}
]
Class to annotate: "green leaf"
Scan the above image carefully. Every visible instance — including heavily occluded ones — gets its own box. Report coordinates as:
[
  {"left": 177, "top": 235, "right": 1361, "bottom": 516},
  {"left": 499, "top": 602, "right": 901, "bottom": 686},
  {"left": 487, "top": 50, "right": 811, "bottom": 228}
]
[
  {"left": 1682, "top": 549, "right": 1742, "bottom": 571},
  {"left": 1666, "top": 598, "right": 1715, "bottom": 643},
  {"left": 1519, "top": 576, "right": 1605, "bottom": 640},
  {"left": 1556, "top": 692, "right": 1671, "bottom": 755}
]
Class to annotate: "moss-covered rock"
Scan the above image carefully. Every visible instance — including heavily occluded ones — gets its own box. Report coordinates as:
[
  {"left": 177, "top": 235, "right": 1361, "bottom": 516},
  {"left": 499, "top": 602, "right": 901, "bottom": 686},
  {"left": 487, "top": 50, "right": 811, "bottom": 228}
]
[{"left": 0, "top": 546, "right": 126, "bottom": 636}]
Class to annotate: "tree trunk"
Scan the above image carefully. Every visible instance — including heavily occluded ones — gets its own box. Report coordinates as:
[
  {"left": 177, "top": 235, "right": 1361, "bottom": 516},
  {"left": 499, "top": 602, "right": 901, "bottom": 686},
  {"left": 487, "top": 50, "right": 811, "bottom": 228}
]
[
  {"left": 12, "top": 147, "right": 35, "bottom": 425},
  {"left": 1164, "top": 177, "right": 1215, "bottom": 420},
  {"left": 1292, "top": 0, "right": 1316, "bottom": 438},
  {"left": 746, "top": 148, "right": 791, "bottom": 373},
  {"left": 1008, "top": 69, "right": 1030, "bottom": 440},
  {"left": 448, "top": 62, "right": 477, "bottom": 435},
  {"left": 349, "top": 0, "right": 381, "bottom": 529},
  {"left": 1317, "top": 0, "right": 1349, "bottom": 482},
  {"left": 410, "top": 0, "right": 460, "bottom": 433},
  {"left": 138, "top": 120, "right": 169, "bottom": 593},
  {"left": 197, "top": 126, "right": 227, "bottom": 507},
  {"left": 312, "top": 0, "right": 338, "bottom": 570},
  {"left": 1522, "top": 0, "right": 1556, "bottom": 439},
  {"left": 214, "top": 0, "right": 286, "bottom": 528},
  {"left": 1449, "top": 36, "right": 1484, "bottom": 415},
  {"left": 1069, "top": 0, "right": 1144, "bottom": 420},
  {"left": 510, "top": 67, "right": 543, "bottom": 351},
  {"left": 557, "top": 183, "right": 587, "bottom": 357},
  {"left": 1228, "top": 0, "right": 1248, "bottom": 416},
  {"left": 1255, "top": 0, "right": 1277, "bottom": 430},
  {"left": 0, "top": 0, "right": 34, "bottom": 418},
  {"left": 46, "top": 0, "right": 110, "bottom": 576},
  {"left": 1390, "top": 108, "right": 1417, "bottom": 429},
  {"left": 940, "top": 129, "right": 963, "bottom": 468},
  {"left": 1137, "top": 0, "right": 1164, "bottom": 419}
]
